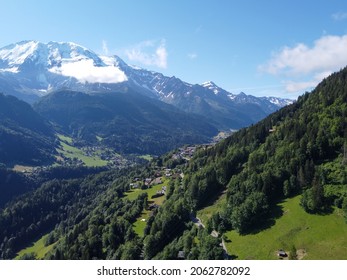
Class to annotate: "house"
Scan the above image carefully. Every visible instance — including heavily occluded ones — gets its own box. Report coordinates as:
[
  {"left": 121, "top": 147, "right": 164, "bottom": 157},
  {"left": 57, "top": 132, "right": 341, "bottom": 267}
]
[
  {"left": 145, "top": 178, "right": 152, "bottom": 185},
  {"left": 157, "top": 190, "right": 165, "bottom": 195},
  {"left": 177, "top": 251, "right": 185, "bottom": 260},
  {"left": 151, "top": 177, "right": 162, "bottom": 186},
  {"left": 129, "top": 183, "right": 139, "bottom": 189},
  {"left": 277, "top": 249, "right": 287, "bottom": 258}
]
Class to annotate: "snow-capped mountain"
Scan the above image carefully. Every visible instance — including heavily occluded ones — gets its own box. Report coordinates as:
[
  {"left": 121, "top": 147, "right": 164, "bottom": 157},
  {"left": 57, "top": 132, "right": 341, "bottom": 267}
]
[
  {"left": 201, "top": 81, "right": 292, "bottom": 110},
  {"left": 0, "top": 41, "right": 128, "bottom": 99},
  {"left": 0, "top": 40, "right": 293, "bottom": 129}
]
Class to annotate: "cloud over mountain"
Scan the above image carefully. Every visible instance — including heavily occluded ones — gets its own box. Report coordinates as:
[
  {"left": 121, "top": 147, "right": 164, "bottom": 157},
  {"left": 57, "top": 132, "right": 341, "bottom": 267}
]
[{"left": 50, "top": 59, "right": 127, "bottom": 84}]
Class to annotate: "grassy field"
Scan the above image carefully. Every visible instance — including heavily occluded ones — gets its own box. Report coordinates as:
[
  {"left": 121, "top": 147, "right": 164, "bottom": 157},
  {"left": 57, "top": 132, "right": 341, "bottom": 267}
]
[
  {"left": 124, "top": 179, "right": 169, "bottom": 236},
  {"left": 224, "top": 195, "right": 347, "bottom": 260},
  {"left": 15, "top": 234, "right": 56, "bottom": 260},
  {"left": 57, "top": 134, "right": 73, "bottom": 144},
  {"left": 56, "top": 134, "right": 108, "bottom": 167},
  {"left": 138, "top": 154, "right": 153, "bottom": 161},
  {"left": 197, "top": 192, "right": 227, "bottom": 225}
]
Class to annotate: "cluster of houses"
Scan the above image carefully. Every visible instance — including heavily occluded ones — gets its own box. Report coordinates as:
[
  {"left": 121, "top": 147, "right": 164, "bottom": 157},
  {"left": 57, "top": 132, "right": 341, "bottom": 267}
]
[
  {"left": 172, "top": 146, "right": 197, "bottom": 160},
  {"left": 16, "top": 165, "right": 48, "bottom": 175},
  {"left": 57, "top": 156, "right": 84, "bottom": 167},
  {"left": 212, "top": 130, "right": 235, "bottom": 143},
  {"left": 54, "top": 144, "right": 132, "bottom": 169},
  {"left": 129, "top": 165, "right": 184, "bottom": 190},
  {"left": 153, "top": 185, "right": 167, "bottom": 197}
]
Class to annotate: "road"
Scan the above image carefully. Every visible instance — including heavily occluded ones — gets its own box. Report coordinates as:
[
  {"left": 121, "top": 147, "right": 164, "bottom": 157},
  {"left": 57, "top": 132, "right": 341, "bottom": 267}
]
[{"left": 190, "top": 214, "right": 230, "bottom": 259}]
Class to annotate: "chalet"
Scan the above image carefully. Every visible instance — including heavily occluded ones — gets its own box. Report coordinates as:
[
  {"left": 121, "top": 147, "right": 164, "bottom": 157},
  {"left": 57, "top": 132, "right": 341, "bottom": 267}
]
[
  {"left": 277, "top": 249, "right": 287, "bottom": 258},
  {"left": 145, "top": 178, "right": 152, "bottom": 185},
  {"left": 129, "top": 183, "right": 139, "bottom": 189},
  {"left": 151, "top": 177, "right": 162, "bottom": 186},
  {"left": 177, "top": 251, "right": 185, "bottom": 260},
  {"left": 156, "top": 190, "right": 165, "bottom": 196}
]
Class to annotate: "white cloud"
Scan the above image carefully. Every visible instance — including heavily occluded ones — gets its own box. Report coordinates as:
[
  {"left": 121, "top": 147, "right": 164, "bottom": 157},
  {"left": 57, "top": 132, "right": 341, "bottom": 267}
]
[
  {"left": 284, "top": 80, "right": 317, "bottom": 93},
  {"left": 259, "top": 34, "right": 347, "bottom": 96},
  {"left": 332, "top": 12, "right": 347, "bottom": 21},
  {"left": 50, "top": 59, "right": 128, "bottom": 84},
  {"left": 284, "top": 71, "right": 332, "bottom": 93},
  {"left": 125, "top": 40, "right": 167, "bottom": 69},
  {"left": 260, "top": 34, "right": 347, "bottom": 76}
]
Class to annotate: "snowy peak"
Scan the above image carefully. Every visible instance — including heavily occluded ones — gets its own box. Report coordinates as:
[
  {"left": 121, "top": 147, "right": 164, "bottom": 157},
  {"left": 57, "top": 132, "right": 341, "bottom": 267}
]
[
  {"left": 0, "top": 40, "right": 128, "bottom": 84},
  {"left": 0, "top": 40, "right": 39, "bottom": 68},
  {"left": 0, "top": 40, "right": 293, "bottom": 130},
  {"left": 261, "top": 96, "right": 293, "bottom": 107},
  {"left": 0, "top": 40, "right": 93, "bottom": 67},
  {"left": 202, "top": 81, "right": 223, "bottom": 94},
  {"left": 201, "top": 80, "right": 217, "bottom": 88},
  {"left": 201, "top": 80, "right": 238, "bottom": 100},
  {"left": 201, "top": 81, "right": 293, "bottom": 107}
]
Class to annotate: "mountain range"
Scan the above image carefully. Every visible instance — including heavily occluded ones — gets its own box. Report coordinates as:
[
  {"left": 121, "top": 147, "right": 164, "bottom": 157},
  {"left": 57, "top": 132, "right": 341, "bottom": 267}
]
[
  {"left": 0, "top": 40, "right": 292, "bottom": 130},
  {"left": 0, "top": 65, "right": 346, "bottom": 260},
  {"left": 33, "top": 89, "right": 218, "bottom": 155}
]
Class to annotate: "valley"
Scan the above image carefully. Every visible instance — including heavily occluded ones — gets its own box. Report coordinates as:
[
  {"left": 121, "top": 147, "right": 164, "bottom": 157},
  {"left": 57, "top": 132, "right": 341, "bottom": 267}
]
[
  {"left": 56, "top": 133, "right": 124, "bottom": 168},
  {"left": 0, "top": 40, "right": 346, "bottom": 261}
]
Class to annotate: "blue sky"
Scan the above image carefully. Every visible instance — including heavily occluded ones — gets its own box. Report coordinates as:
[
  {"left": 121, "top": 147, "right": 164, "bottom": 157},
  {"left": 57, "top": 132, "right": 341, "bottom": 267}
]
[{"left": 1, "top": 0, "right": 347, "bottom": 99}]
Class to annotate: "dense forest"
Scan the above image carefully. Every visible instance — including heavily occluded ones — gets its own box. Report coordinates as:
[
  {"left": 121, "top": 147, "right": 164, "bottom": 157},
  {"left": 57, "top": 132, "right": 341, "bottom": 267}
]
[
  {"left": 33, "top": 90, "right": 217, "bottom": 155},
  {"left": 0, "top": 67, "right": 346, "bottom": 260},
  {"left": 0, "top": 93, "right": 57, "bottom": 166},
  {"left": 186, "top": 66, "right": 347, "bottom": 234}
]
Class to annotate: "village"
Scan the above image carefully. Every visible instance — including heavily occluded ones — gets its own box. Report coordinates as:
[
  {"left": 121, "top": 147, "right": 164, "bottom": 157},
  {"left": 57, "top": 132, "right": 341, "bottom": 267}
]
[{"left": 14, "top": 130, "right": 233, "bottom": 180}]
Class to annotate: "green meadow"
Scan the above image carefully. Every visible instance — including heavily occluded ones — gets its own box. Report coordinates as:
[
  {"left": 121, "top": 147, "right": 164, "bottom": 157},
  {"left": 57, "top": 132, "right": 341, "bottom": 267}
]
[
  {"left": 224, "top": 195, "right": 347, "bottom": 260},
  {"left": 124, "top": 179, "right": 169, "bottom": 236},
  {"left": 197, "top": 192, "right": 227, "bottom": 226},
  {"left": 15, "top": 234, "right": 56, "bottom": 260},
  {"left": 56, "top": 134, "right": 108, "bottom": 167}
]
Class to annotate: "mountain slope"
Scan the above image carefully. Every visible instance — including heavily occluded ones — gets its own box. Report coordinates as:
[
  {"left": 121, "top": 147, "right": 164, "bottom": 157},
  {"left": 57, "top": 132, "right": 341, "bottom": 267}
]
[
  {"left": 182, "top": 66, "right": 347, "bottom": 234},
  {"left": 0, "top": 40, "right": 292, "bottom": 129},
  {"left": 0, "top": 93, "right": 56, "bottom": 166},
  {"left": 109, "top": 60, "right": 293, "bottom": 129},
  {"left": 33, "top": 90, "right": 218, "bottom": 155},
  {"left": 135, "top": 66, "right": 347, "bottom": 259},
  {"left": 0, "top": 67, "right": 346, "bottom": 260}
]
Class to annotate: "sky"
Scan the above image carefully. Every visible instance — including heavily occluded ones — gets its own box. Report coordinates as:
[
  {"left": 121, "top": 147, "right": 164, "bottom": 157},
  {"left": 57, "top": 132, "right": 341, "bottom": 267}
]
[{"left": 1, "top": 0, "right": 347, "bottom": 99}]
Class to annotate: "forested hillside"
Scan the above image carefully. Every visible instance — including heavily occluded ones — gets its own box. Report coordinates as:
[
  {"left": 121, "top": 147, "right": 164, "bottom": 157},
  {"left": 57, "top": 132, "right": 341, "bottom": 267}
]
[
  {"left": 182, "top": 67, "right": 347, "bottom": 234},
  {"left": 33, "top": 90, "right": 218, "bottom": 155},
  {"left": 0, "top": 93, "right": 56, "bottom": 166},
  {"left": 0, "top": 67, "right": 346, "bottom": 260}
]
